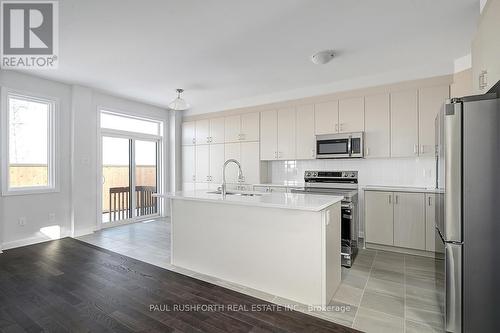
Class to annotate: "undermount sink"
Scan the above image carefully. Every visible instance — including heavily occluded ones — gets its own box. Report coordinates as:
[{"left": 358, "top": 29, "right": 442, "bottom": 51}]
[{"left": 207, "top": 190, "right": 262, "bottom": 197}]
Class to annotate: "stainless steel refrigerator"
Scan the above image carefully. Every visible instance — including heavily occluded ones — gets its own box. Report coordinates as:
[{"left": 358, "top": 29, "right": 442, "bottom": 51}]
[{"left": 435, "top": 91, "right": 500, "bottom": 332}]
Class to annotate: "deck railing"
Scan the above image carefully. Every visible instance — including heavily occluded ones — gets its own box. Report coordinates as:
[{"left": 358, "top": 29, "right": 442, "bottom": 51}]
[{"left": 108, "top": 186, "right": 157, "bottom": 221}]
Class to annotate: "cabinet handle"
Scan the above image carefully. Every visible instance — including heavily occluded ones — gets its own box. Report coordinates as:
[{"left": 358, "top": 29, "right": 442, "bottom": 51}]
[
  {"left": 278, "top": 152, "right": 282, "bottom": 159},
  {"left": 340, "top": 123, "right": 344, "bottom": 132},
  {"left": 414, "top": 144, "right": 418, "bottom": 155},
  {"left": 335, "top": 124, "right": 339, "bottom": 132},
  {"left": 388, "top": 195, "right": 391, "bottom": 204},
  {"left": 274, "top": 151, "right": 278, "bottom": 159},
  {"left": 395, "top": 195, "right": 399, "bottom": 204},
  {"left": 192, "top": 175, "right": 196, "bottom": 181},
  {"left": 192, "top": 138, "right": 196, "bottom": 144},
  {"left": 428, "top": 196, "right": 432, "bottom": 206}
]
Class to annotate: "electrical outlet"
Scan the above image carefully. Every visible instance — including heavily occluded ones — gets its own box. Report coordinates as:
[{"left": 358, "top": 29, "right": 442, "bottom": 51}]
[
  {"left": 18, "top": 217, "right": 26, "bottom": 226},
  {"left": 49, "top": 213, "right": 56, "bottom": 223}
]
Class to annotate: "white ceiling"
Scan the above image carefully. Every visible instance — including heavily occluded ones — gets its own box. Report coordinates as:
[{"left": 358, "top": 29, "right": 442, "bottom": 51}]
[{"left": 28, "top": 0, "right": 479, "bottom": 115}]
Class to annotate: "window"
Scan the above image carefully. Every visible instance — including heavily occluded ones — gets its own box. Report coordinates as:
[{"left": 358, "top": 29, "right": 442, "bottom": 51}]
[
  {"left": 1, "top": 90, "right": 58, "bottom": 195},
  {"left": 100, "top": 111, "right": 163, "bottom": 136}
]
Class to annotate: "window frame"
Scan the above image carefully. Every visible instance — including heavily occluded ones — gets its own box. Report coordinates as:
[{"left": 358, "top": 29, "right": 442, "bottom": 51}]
[{"left": 1, "top": 88, "right": 60, "bottom": 196}]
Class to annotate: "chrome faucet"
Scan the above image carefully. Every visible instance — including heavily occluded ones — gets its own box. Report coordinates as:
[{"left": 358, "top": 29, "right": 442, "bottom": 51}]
[{"left": 221, "top": 159, "right": 244, "bottom": 198}]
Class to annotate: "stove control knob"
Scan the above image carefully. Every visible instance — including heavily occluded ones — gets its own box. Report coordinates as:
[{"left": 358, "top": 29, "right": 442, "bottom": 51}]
[
  {"left": 305, "top": 172, "right": 311, "bottom": 177},
  {"left": 312, "top": 172, "right": 318, "bottom": 177}
]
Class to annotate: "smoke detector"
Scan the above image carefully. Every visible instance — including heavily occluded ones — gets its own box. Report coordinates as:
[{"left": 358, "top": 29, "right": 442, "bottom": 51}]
[{"left": 311, "top": 50, "right": 335, "bottom": 65}]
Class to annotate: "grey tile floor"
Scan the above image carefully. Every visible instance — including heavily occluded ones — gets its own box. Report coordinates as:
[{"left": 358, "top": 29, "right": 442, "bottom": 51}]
[{"left": 77, "top": 220, "right": 444, "bottom": 333}]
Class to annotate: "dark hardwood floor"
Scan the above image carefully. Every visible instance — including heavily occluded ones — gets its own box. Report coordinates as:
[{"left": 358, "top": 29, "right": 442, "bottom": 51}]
[{"left": 0, "top": 238, "right": 359, "bottom": 333}]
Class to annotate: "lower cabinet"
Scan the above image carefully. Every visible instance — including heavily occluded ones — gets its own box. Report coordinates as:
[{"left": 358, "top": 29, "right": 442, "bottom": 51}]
[
  {"left": 366, "top": 190, "right": 436, "bottom": 252},
  {"left": 393, "top": 192, "right": 425, "bottom": 250},
  {"left": 365, "top": 191, "right": 394, "bottom": 246}
]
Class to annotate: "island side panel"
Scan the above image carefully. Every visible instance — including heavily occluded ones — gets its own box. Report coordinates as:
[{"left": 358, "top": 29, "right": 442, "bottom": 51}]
[
  {"left": 323, "top": 202, "right": 341, "bottom": 306},
  {"left": 171, "top": 199, "right": 325, "bottom": 306}
]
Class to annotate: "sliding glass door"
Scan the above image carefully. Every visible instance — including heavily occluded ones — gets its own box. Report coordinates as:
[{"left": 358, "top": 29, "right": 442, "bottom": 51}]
[
  {"left": 135, "top": 140, "right": 158, "bottom": 218},
  {"left": 102, "top": 136, "right": 131, "bottom": 223},
  {"left": 101, "top": 136, "right": 160, "bottom": 225}
]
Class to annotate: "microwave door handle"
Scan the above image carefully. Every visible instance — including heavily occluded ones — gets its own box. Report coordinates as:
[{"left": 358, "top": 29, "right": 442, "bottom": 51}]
[{"left": 347, "top": 136, "right": 352, "bottom": 157}]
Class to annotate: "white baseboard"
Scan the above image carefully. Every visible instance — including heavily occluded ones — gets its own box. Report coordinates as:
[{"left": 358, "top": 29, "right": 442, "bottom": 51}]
[{"left": 2, "top": 235, "right": 58, "bottom": 250}]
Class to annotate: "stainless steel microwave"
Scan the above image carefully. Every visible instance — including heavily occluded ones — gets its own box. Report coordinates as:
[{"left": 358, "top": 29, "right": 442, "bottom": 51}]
[{"left": 315, "top": 132, "right": 364, "bottom": 159}]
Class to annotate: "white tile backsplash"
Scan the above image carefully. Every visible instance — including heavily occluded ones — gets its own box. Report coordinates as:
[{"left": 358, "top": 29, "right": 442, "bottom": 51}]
[{"left": 269, "top": 157, "right": 436, "bottom": 188}]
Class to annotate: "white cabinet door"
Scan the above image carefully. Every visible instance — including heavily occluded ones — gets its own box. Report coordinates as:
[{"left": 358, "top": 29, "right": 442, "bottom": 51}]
[
  {"left": 182, "top": 121, "right": 195, "bottom": 145},
  {"left": 419, "top": 85, "right": 449, "bottom": 157},
  {"left": 195, "top": 145, "right": 210, "bottom": 183},
  {"left": 181, "top": 145, "right": 195, "bottom": 183},
  {"left": 277, "top": 107, "right": 296, "bottom": 160},
  {"left": 209, "top": 117, "right": 225, "bottom": 144},
  {"left": 224, "top": 143, "right": 241, "bottom": 183},
  {"left": 295, "top": 104, "right": 316, "bottom": 160},
  {"left": 241, "top": 112, "right": 260, "bottom": 142},
  {"left": 209, "top": 144, "right": 225, "bottom": 184},
  {"left": 260, "top": 110, "right": 277, "bottom": 160},
  {"left": 338, "top": 97, "right": 364, "bottom": 133},
  {"left": 425, "top": 194, "right": 442, "bottom": 253},
  {"left": 240, "top": 142, "right": 260, "bottom": 184},
  {"left": 394, "top": 192, "right": 425, "bottom": 250},
  {"left": 224, "top": 115, "right": 241, "bottom": 143},
  {"left": 195, "top": 119, "right": 210, "bottom": 145},
  {"left": 391, "top": 89, "right": 418, "bottom": 157},
  {"left": 364, "top": 93, "right": 390, "bottom": 158},
  {"left": 315, "top": 101, "right": 338, "bottom": 135},
  {"left": 365, "top": 191, "right": 394, "bottom": 246}
]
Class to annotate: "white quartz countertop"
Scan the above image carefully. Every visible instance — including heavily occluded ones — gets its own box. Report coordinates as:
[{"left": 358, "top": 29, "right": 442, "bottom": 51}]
[
  {"left": 363, "top": 185, "right": 443, "bottom": 194},
  {"left": 167, "top": 190, "right": 342, "bottom": 212},
  {"left": 253, "top": 181, "right": 305, "bottom": 188}
]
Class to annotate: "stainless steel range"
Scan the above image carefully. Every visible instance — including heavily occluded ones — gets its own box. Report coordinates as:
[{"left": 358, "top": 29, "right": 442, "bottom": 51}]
[{"left": 291, "top": 171, "right": 359, "bottom": 267}]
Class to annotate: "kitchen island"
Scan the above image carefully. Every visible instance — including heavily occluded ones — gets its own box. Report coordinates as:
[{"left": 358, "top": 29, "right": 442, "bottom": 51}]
[{"left": 168, "top": 190, "right": 343, "bottom": 307}]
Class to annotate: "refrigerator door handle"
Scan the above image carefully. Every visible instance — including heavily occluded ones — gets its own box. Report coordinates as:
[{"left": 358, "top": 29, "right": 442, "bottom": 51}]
[
  {"left": 444, "top": 102, "right": 462, "bottom": 242},
  {"left": 445, "top": 243, "right": 462, "bottom": 333}
]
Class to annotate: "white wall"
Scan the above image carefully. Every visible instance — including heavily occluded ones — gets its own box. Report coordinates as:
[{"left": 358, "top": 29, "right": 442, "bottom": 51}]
[
  {"left": 0, "top": 70, "right": 72, "bottom": 249},
  {"left": 0, "top": 70, "right": 172, "bottom": 249}
]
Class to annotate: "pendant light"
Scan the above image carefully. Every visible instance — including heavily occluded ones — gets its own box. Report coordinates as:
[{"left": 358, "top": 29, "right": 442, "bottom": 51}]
[{"left": 168, "top": 88, "right": 190, "bottom": 111}]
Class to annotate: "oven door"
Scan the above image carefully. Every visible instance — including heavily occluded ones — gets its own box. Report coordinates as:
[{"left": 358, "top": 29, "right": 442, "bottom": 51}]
[{"left": 316, "top": 135, "right": 351, "bottom": 158}]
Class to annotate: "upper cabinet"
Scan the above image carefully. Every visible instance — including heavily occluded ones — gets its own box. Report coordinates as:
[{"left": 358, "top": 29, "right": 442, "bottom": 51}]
[
  {"left": 418, "top": 85, "right": 449, "bottom": 157},
  {"left": 224, "top": 113, "right": 260, "bottom": 143},
  {"left": 182, "top": 121, "right": 196, "bottom": 145},
  {"left": 390, "top": 89, "right": 418, "bottom": 157},
  {"left": 195, "top": 119, "right": 210, "bottom": 145},
  {"left": 472, "top": 0, "right": 500, "bottom": 94},
  {"left": 240, "top": 113, "right": 260, "bottom": 142},
  {"left": 295, "top": 104, "right": 316, "bottom": 160},
  {"left": 364, "top": 93, "right": 390, "bottom": 158},
  {"left": 260, "top": 108, "right": 296, "bottom": 161},
  {"left": 338, "top": 97, "right": 365, "bottom": 133},
  {"left": 315, "top": 101, "right": 338, "bottom": 135},
  {"left": 260, "top": 110, "right": 278, "bottom": 160},
  {"left": 277, "top": 107, "right": 296, "bottom": 160},
  {"left": 209, "top": 118, "right": 225, "bottom": 144}
]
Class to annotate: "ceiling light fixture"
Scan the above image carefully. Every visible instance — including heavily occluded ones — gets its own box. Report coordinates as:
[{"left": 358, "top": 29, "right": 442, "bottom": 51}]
[
  {"left": 168, "top": 88, "right": 190, "bottom": 111},
  {"left": 311, "top": 50, "right": 335, "bottom": 65}
]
